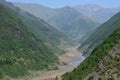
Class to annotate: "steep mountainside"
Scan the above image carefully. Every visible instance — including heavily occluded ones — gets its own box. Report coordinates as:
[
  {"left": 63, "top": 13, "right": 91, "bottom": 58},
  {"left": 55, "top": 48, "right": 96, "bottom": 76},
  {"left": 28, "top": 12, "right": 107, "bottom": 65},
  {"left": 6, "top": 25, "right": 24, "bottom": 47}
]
[
  {"left": 0, "top": 4, "right": 58, "bottom": 78},
  {"left": 84, "top": 44, "right": 120, "bottom": 80},
  {"left": 47, "top": 6, "right": 99, "bottom": 41},
  {"left": 0, "top": 0, "right": 69, "bottom": 54},
  {"left": 62, "top": 13, "right": 120, "bottom": 80},
  {"left": 14, "top": 3, "right": 100, "bottom": 41},
  {"left": 74, "top": 4, "right": 120, "bottom": 23},
  {"left": 14, "top": 3, "right": 55, "bottom": 21},
  {"left": 79, "top": 12, "right": 120, "bottom": 56}
]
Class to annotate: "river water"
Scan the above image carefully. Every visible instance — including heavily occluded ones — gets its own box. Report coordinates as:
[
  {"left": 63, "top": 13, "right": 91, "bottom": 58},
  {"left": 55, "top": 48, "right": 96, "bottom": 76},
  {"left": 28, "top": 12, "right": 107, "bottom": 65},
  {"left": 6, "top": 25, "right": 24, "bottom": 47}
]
[{"left": 68, "top": 48, "right": 85, "bottom": 68}]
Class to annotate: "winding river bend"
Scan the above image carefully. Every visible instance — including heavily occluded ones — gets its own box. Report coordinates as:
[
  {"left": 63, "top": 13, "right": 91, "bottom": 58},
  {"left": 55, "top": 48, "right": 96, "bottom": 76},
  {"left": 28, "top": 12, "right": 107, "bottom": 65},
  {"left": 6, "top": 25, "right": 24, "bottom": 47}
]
[{"left": 32, "top": 47, "right": 85, "bottom": 80}]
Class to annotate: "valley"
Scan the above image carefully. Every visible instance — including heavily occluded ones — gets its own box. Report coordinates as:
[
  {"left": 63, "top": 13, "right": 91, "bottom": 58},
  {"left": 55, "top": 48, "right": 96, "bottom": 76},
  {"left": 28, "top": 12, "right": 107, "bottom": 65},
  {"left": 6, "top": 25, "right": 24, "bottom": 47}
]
[
  {"left": 32, "top": 46, "right": 85, "bottom": 80},
  {"left": 0, "top": 0, "right": 120, "bottom": 80},
  {"left": 9, "top": 46, "right": 85, "bottom": 80}
]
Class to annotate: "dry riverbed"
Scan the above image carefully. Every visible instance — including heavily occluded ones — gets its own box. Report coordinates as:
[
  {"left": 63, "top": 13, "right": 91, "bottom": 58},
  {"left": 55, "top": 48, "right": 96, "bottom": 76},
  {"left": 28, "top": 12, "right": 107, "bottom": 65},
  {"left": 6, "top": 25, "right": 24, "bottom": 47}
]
[
  {"left": 6, "top": 47, "right": 85, "bottom": 80},
  {"left": 32, "top": 47, "right": 85, "bottom": 80}
]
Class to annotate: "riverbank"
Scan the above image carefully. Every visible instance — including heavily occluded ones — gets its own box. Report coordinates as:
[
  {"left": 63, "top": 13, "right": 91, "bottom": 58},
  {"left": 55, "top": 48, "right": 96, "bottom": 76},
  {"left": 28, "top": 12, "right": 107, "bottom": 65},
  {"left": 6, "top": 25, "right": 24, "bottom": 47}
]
[
  {"left": 32, "top": 47, "right": 85, "bottom": 80},
  {"left": 6, "top": 47, "right": 85, "bottom": 80}
]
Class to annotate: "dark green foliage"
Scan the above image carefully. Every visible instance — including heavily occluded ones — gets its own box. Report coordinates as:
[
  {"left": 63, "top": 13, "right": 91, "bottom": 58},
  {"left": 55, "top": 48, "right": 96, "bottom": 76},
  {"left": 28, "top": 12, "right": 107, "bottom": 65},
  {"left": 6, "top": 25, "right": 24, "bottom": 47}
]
[
  {"left": 62, "top": 17, "right": 120, "bottom": 79},
  {"left": 0, "top": 71, "right": 4, "bottom": 79},
  {"left": 79, "top": 12, "right": 120, "bottom": 55},
  {"left": 107, "top": 78, "right": 114, "bottom": 80},
  {"left": 0, "top": 5, "right": 59, "bottom": 78},
  {"left": 98, "top": 78, "right": 102, "bottom": 80},
  {"left": 88, "top": 76, "right": 94, "bottom": 80},
  {"left": 55, "top": 76, "right": 58, "bottom": 80}
]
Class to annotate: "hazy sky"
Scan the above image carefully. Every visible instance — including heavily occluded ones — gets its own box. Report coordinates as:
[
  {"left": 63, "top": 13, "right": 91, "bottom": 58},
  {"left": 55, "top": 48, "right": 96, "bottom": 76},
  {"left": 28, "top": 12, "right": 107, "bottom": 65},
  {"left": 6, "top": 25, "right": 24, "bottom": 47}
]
[{"left": 6, "top": 0, "right": 120, "bottom": 8}]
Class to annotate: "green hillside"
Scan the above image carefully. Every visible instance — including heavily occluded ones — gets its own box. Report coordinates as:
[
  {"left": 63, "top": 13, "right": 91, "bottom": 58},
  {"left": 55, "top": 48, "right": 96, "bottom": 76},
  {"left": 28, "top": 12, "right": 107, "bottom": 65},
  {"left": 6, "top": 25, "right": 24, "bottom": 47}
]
[
  {"left": 14, "top": 3, "right": 100, "bottom": 42},
  {"left": 79, "top": 12, "right": 120, "bottom": 56},
  {"left": 22, "top": 18, "right": 64, "bottom": 46},
  {"left": 21, "top": 18, "right": 68, "bottom": 54},
  {"left": 0, "top": 5, "right": 58, "bottom": 78},
  {"left": 0, "top": 0, "right": 69, "bottom": 55},
  {"left": 62, "top": 12, "right": 120, "bottom": 80}
]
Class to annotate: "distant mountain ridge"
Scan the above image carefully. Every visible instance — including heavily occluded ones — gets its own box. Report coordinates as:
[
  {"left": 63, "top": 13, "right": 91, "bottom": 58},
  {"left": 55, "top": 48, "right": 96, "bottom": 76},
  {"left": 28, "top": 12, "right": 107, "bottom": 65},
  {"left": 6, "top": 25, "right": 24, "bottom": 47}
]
[
  {"left": 14, "top": 3, "right": 55, "bottom": 21},
  {"left": 14, "top": 3, "right": 100, "bottom": 42},
  {"left": 74, "top": 4, "right": 120, "bottom": 23}
]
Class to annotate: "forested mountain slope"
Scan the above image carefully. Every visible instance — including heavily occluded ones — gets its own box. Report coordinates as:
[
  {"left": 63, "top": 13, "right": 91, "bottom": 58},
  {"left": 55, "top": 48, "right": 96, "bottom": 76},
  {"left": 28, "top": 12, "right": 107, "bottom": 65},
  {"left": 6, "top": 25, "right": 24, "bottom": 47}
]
[
  {"left": 0, "top": 4, "right": 58, "bottom": 79},
  {"left": 62, "top": 12, "right": 120, "bottom": 80},
  {"left": 84, "top": 43, "right": 120, "bottom": 80},
  {"left": 0, "top": 0, "right": 69, "bottom": 53},
  {"left": 79, "top": 12, "right": 120, "bottom": 56}
]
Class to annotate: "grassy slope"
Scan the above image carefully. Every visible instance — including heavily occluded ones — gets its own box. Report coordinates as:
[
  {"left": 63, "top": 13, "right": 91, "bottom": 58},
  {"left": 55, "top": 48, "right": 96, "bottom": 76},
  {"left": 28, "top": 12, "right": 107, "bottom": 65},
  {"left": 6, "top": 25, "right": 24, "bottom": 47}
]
[
  {"left": 0, "top": 5, "right": 58, "bottom": 78},
  {"left": 62, "top": 13, "right": 120, "bottom": 80}
]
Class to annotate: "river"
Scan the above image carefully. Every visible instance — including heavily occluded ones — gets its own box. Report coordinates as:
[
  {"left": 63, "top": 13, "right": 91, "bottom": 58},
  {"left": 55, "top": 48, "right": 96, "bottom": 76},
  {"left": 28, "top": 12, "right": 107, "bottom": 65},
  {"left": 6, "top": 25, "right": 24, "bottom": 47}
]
[{"left": 32, "top": 47, "right": 85, "bottom": 80}]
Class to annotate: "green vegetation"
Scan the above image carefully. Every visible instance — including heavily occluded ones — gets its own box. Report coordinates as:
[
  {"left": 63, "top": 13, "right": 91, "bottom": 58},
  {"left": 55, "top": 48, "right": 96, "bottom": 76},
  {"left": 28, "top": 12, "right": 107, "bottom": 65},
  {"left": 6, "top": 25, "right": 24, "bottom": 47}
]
[
  {"left": 21, "top": 17, "right": 68, "bottom": 55},
  {"left": 0, "top": 0, "right": 71, "bottom": 55},
  {"left": 23, "top": 18, "right": 65, "bottom": 46},
  {"left": 62, "top": 15, "right": 120, "bottom": 79},
  {"left": 88, "top": 76, "right": 94, "bottom": 80},
  {"left": 79, "top": 12, "right": 120, "bottom": 56},
  {"left": 0, "top": 5, "right": 59, "bottom": 78},
  {"left": 93, "top": 51, "right": 120, "bottom": 80}
]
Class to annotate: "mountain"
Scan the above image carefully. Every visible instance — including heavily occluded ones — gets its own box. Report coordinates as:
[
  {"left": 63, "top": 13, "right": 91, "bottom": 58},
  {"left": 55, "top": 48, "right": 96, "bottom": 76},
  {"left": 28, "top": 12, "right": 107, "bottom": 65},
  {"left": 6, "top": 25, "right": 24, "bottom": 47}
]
[
  {"left": 0, "top": 4, "right": 59, "bottom": 79},
  {"left": 62, "top": 12, "right": 120, "bottom": 80},
  {"left": 14, "top": 3, "right": 100, "bottom": 42},
  {"left": 0, "top": 0, "right": 69, "bottom": 54},
  {"left": 47, "top": 6, "right": 100, "bottom": 42},
  {"left": 74, "top": 4, "right": 120, "bottom": 23},
  {"left": 79, "top": 11, "right": 120, "bottom": 56},
  {"left": 14, "top": 3, "right": 55, "bottom": 21}
]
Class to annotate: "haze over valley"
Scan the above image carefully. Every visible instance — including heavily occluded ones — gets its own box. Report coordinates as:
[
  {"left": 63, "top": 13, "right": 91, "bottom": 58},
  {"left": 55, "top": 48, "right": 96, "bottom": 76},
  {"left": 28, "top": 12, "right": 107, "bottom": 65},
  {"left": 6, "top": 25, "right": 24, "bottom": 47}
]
[{"left": 0, "top": 0, "right": 120, "bottom": 80}]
